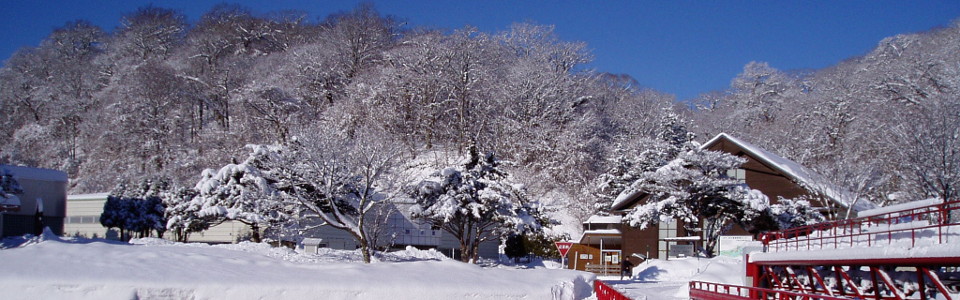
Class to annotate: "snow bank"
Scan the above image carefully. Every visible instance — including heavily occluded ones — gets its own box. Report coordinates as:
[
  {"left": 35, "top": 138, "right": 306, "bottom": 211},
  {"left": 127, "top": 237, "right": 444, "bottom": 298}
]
[
  {"left": 606, "top": 256, "right": 745, "bottom": 300},
  {"left": 0, "top": 238, "right": 595, "bottom": 300},
  {"left": 632, "top": 256, "right": 744, "bottom": 284},
  {"left": 751, "top": 243, "right": 960, "bottom": 264},
  {"left": 858, "top": 198, "right": 943, "bottom": 218}
]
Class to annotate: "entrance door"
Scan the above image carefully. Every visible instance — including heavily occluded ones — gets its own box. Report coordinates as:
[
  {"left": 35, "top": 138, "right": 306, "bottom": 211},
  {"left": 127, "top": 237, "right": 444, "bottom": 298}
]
[{"left": 600, "top": 250, "right": 621, "bottom": 275}]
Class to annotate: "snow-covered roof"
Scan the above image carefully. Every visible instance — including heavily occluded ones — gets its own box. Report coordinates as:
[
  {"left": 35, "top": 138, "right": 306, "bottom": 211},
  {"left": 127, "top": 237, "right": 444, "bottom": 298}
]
[
  {"left": 857, "top": 198, "right": 942, "bottom": 218},
  {"left": 701, "top": 133, "right": 876, "bottom": 212},
  {"left": 611, "top": 133, "right": 877, "bottom": 212},
  {"left": 577, "top": 229, "right": 622, "bottom": 244},
  {"left": 301, "top": 238, "right": 324, "bottom": 245},
  {"left": 67, "top": 193, "right": 111, "bottom": 201},
  {"left": 584, "top": 215, "right": 622, "bottom": 224},
  {"left": 1, "top": 164, "right": 67, "bottom": 182},
  {"left": 661, "top": 236, "right": 702, "bottom": 242},
  {"left": 611, "top": 192, "right": 637, "bottom": 212},
  {"left": 583, "top": 229, "right": 621, "bottom": 235}
]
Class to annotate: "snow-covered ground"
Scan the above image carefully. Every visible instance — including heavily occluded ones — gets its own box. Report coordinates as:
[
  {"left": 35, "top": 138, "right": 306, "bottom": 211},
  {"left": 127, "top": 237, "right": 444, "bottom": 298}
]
[
  {"left": 0, "top": 231, "right": 594, "bottom": 300},
  {"left": 605, "top": 256, "right": 745, "bottom": 300}
]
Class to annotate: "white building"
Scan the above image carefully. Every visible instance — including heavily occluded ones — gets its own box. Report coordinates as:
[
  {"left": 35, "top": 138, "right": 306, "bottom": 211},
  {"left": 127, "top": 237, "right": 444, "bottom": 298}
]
[
  {"left": 65, "top": 192, "right": 251, "bottom": 243},
  {"left": 66, "top": 192, "right": 498, "bottom": 258}
]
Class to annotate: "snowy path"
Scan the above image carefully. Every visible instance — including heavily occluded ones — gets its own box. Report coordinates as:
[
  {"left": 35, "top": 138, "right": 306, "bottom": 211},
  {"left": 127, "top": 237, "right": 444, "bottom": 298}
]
[
  {"left": 0, "top": 235, "right": 594, "bottom": 300},
  {"left": 603, "top": 256, "right": 745, "bottom": 300},
  {"left": 604, "top": 279, "right": 688, "bottom": 300}
]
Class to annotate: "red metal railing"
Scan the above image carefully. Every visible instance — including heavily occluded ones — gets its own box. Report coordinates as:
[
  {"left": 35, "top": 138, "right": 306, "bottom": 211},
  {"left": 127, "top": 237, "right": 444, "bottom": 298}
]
[
  {"left": 595, "top": 280, "right": 631, "bottom": 300},
  {"left": 689, "top": 281, "right": 850, "bottom": 300},
  {"left": 762, "top": 200, "right": 960, "bottom": 253}
]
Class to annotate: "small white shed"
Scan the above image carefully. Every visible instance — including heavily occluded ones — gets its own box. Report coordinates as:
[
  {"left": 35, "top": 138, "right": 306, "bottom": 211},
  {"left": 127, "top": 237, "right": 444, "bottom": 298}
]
[{"left": 302, "top": 238, "right": 326, "bottom": 254}]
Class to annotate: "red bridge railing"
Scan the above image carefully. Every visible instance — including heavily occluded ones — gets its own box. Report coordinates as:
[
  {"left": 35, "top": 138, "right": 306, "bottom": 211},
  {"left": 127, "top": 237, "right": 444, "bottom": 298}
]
[
  {"left": 689, "top": 281, "right": 849, "bottom": 300},
  {"left": 595, "top": 280, "right": 631, "bottom": 300},
  {"left": 762, "top": 200, "right": 960, "bottom": 253}
]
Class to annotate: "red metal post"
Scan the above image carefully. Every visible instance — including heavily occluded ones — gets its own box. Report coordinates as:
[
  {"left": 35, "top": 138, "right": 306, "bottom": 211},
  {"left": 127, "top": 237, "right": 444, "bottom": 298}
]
[{"left": 595, "top": 280, "right": 630, "bottom": 300}]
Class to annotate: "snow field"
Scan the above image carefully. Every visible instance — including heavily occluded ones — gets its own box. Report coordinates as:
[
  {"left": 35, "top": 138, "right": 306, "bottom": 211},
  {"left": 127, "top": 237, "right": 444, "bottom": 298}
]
[{"left": 0, "top": 233, "right": 595, "bottom": 300}]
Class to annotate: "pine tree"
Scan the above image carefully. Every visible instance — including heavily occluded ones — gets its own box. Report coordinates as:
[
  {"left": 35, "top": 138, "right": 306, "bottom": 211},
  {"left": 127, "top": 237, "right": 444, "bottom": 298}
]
[
  {"left": 410, "top": 144, "right": 545, "bottom": 263},
  {"left": 623, "top": 149, "right": 770, "bottom": 257},
  {"left": 504, "top": 233, "right": 528, "bottom": 263},
  {"left": 594, "top": 112, "right": 697, "bottom": 214},
  {"left": 194, "top": 145, "right": 296, "bottom": 243},
  {"left": 163, "top": 186, "right": 209, "bottom": 242}
]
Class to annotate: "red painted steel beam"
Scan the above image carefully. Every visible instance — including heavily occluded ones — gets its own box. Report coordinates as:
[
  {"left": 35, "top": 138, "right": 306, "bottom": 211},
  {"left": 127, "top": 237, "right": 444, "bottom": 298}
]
[
  {"left": 919, "top": 267, "right": 955, "bottom": 300},
  {"left": 871, "top": 267, "right": 905, "bottom": 300},
  {"left": 835, "top": 266, "right": 865, "bottom": 298},
  {"left": 786, "top": 266, "right": 809, "bottom": 293},
  {"left": 807, "top": 266, "right": 835, "bottom": 297}
]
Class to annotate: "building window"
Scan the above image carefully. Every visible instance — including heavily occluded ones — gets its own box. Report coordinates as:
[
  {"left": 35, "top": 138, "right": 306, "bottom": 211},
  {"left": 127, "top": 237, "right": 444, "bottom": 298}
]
[{"left": 726, "top": 168, "right": 746, "bottom": 183}]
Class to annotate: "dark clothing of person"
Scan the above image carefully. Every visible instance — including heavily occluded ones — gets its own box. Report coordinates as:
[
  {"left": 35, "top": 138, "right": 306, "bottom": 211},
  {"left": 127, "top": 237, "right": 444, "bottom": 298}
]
[{"left": 620, "top": 260, "right": 634, "bottom": 280}]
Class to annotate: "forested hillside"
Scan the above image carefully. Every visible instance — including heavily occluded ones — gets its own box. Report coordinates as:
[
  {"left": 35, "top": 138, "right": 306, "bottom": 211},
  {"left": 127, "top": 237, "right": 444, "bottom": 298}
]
[{"left": 1, "top": 4, "right": 957, "bottom": 230}]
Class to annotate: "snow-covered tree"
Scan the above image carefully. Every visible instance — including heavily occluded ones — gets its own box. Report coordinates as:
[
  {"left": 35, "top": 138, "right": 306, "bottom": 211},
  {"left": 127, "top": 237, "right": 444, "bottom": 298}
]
[
  {"left": 274, "top": 127, "right": 401, "bottom": 264},
  {"left": 410, "top": 145, "right": 544, "bottom": 263},
  {"left": 163, "top": 186, "right": 210, "bottom": 242},
  {"left": 99, "top": 178, "right": 170, "bottom": 240},
  {"left": 194, "top": 145, "right": 296, "bottom": 243},
  {"left": 594, "top": 112, "right": 696, "bottom": 214},
  {"left": 766, "top": 197, "right": 826, "bottom": 230},
  {"left": 0, "top": 168, "right": 22, "bottom": 206},
  {"left": 623, "top": 149, "right": 773, "bottom": 257},
  {"left": 99, "top": 195, "right": 165, "bottom": 241},
  {"left": 892, "top": 94, "right": 960, "bottom": 202}
]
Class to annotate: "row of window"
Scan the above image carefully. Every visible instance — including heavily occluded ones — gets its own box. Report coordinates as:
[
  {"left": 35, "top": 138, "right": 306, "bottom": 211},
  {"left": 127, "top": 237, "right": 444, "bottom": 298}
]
[{"left": 65, "top": 215, "right": 100, "bottom": 224}]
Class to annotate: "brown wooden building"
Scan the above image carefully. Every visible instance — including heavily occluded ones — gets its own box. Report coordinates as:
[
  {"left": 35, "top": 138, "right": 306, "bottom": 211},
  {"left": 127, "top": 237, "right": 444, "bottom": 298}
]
[{"left": 568, "top": 133, "right": 877, "bottom": 272}]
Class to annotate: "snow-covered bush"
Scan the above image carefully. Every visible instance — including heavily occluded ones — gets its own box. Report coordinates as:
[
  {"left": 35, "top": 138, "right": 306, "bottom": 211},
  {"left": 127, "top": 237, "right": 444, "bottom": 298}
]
[{"left": 0, "top": 168, "right": 22, "bottom": 205}]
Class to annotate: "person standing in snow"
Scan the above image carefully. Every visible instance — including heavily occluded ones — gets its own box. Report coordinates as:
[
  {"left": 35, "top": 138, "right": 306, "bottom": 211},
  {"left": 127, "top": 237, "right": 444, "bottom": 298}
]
[{"left": 620, "top": 259, "right": 634, "bottom": 280}]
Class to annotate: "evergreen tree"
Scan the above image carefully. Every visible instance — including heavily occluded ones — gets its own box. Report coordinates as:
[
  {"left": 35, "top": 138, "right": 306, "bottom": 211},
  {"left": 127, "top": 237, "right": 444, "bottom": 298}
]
[
  {"left": 594, "top": 112, "right": 697, "bottom": 214},
  {"left": 504, "top": 233, "right": 528, "bottom": 263},
  {"left": 163, "top": 187, "right": 209, "bottom": 242},
  {"left": 410, "top": 144, "right": 545, "bottom": 263},
  {"left": 99, "top": 196, "right": 127, "bottom": 240},
  {"left": 0, "top": 168, "right": 22, "bottom": 206},
  {"left": 194, "top": 145, "right": 296, "bottom": 243},
  {"left": 623, "top": 149, "right": 770, "bottom": 257}
]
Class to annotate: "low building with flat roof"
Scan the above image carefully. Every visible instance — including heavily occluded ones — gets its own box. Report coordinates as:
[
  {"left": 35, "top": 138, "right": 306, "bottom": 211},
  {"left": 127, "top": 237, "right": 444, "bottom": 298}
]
[{"left": 0, "top": 164, "right": 67, "bottom": 237}]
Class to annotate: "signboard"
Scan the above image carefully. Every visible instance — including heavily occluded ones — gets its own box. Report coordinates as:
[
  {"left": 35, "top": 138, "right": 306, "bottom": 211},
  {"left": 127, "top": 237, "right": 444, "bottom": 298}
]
[
  {"left": 718, "top": 235, "right": 757, "bottom": 257},
  {"left": 669, "top": 244, "right": 694, "bottom": 257},
  {"left": 555, "top": 242, "right": 573, "bottom": 256}
]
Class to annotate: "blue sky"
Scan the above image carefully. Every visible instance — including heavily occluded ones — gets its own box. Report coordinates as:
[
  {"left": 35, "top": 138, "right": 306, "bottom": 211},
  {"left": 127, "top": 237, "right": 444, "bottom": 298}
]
[{"left": 2, "top": 1, "right": 959, "bottom": 101}]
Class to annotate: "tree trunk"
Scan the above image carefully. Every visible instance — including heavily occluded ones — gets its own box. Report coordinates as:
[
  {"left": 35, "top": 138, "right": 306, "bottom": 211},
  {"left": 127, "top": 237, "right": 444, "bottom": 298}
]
[
  {"left": 359, "top": 237, "right": 372, "bottom": 264},
  {"left": 358, "top": 216, "right": 372, "bottom": 263},
  {"left": 459, "top": 240, "right": 470, "bottom": 263},
  {"left": 250, "top": 223, "right": 261, "bottom": 243},
  {"left": 470, "top": 239, "right": 481, "bottom": 263}
]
